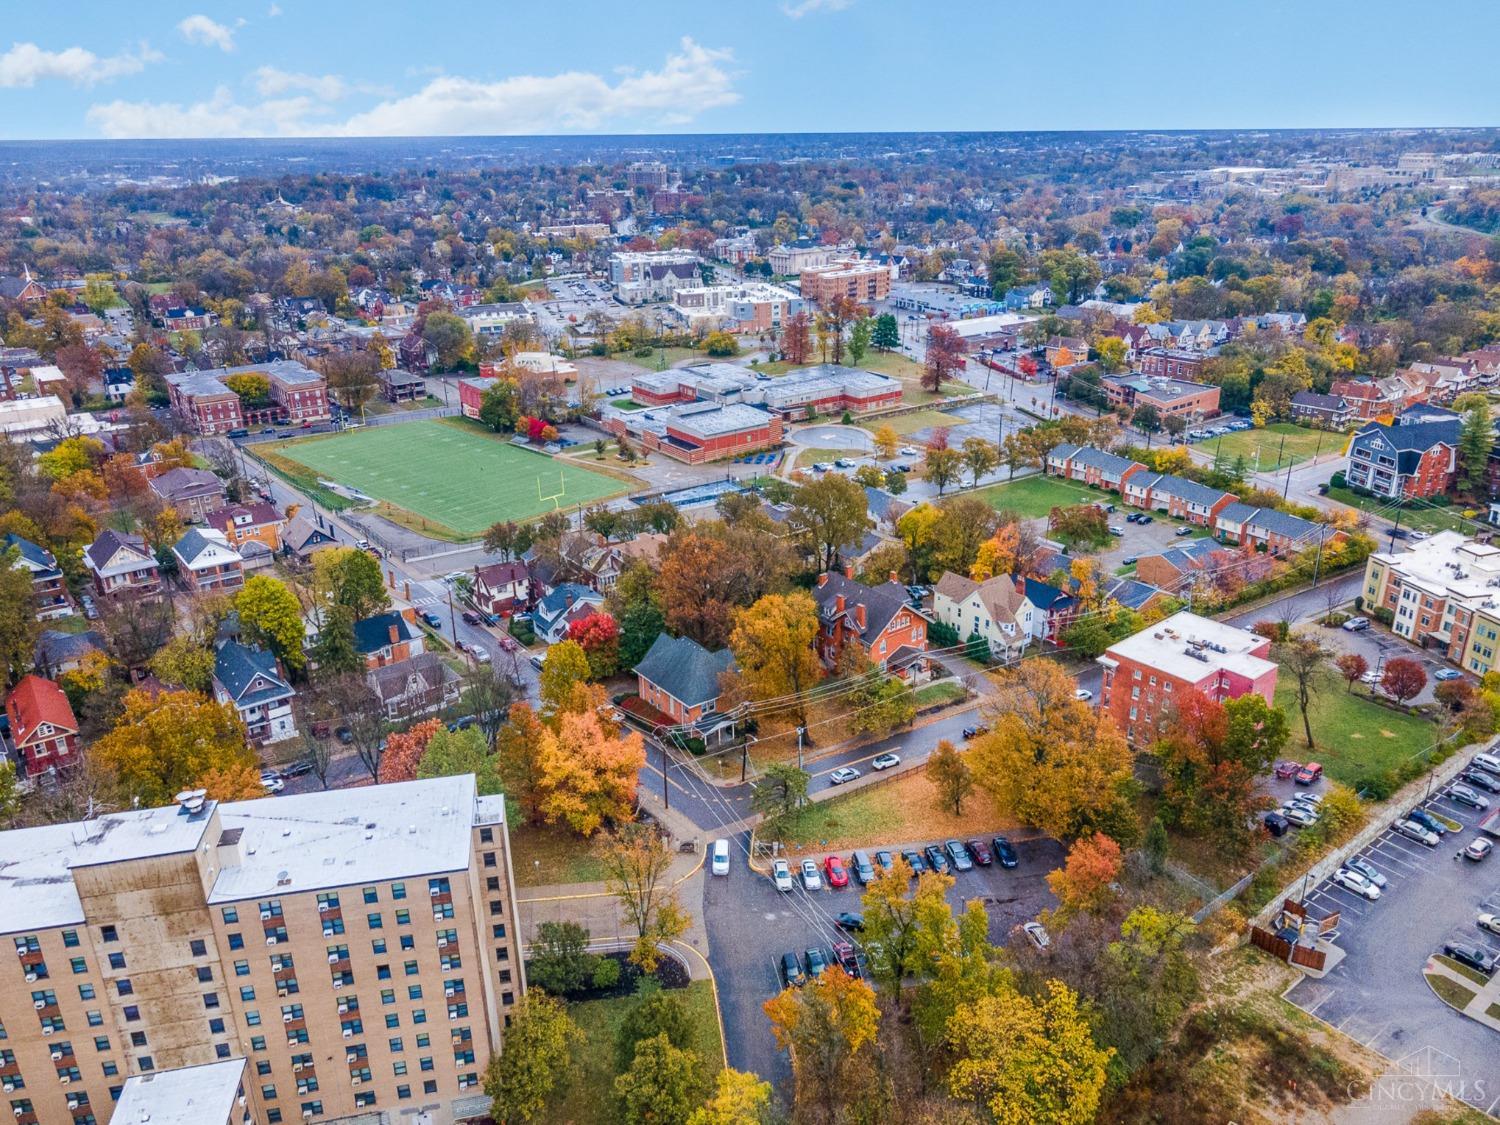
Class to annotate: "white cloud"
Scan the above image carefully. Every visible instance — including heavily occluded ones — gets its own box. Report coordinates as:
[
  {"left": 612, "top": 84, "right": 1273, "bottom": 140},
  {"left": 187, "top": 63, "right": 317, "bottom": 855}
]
[
  {"left": 0, "top": 41, "right": 161, "bottom": 88},
  {"left": 87, "top": 37, "right": 739, "bottom": 138},
  {"left": 267, "top": 3, "right": 282, "bottom": 14},
  {"left": 177, "top": 14, "right": 237, "bottom": 51},
  {"left": 251, "top": 66, "right": 348, "bottom": 101},
  {"left": 782, "top": 0, "right": 854, "bottom": 17},
  {"left": 338, "top": 37, "right": 738, "bottom": 135}
]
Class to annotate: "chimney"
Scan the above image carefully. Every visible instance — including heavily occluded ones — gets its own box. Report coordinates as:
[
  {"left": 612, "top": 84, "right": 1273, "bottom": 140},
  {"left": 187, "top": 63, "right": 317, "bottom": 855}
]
[
  {"left": 889, "top": 571, "right": 899, "bottom": 584},
  {"left": 835, "top": 594, "right": 846, "bottom": 616},
  {"left": 817, "top": 572, "right": 830, "bottom": 588},
  {"left": 844, "top": 560, "right": 856, "bottom": 579},
  {"left": 855, "top": 604, "right": 867, "bottom": 630},
  {"left": 388, "top": 623, "right": 399, "bottom": 646}
]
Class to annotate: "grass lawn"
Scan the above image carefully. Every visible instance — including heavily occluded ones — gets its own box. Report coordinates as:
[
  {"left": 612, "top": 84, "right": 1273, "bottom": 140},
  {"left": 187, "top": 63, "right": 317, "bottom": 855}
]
[
  {"left": 1274, "top": 667, "right": 1437, "bottom": 786},
  {"left": 770, "top": 770, "right": 1018, "bottom": 854},
  {"left": 914, "top": 681, "right": 967, "bottom": 707},
  {"left": 266, "top": 419, "right": 628, "bottom": 537},
  {"left": 1195, "top": 423, "right": 1335, "bottom": 472},
  {"left": 1325, "top": 486, "right": 1481, "bottom": 536},
  {"left": 556, "top": 980, "right": 723, "bottom": 1125},
  {"left": 972, "top": 474, "right": 1104, "bottom": 520},
  {"left": 858, "top": 351, "right": 924, "bottom": 380},
  {"left": 612, "top": 399, "right": 651, "bottom": 411},
  {"left": 614, "top": 346, "right": 711, "bottom": 371},
  {"left": 1434, "top": 954, "right": 1491, "bottom": 987},
  {"left": 1426, "top": 971, "right": 1477, "bottom": 1012},
  {"left": 511, "top": 822, "right": 611, "bottom": 886},
  {"left": 794, "top": 447, "right": 861, "bottom": 468},
  {"left": 860, "top": 409, "right": 964, "bottom": 437}
]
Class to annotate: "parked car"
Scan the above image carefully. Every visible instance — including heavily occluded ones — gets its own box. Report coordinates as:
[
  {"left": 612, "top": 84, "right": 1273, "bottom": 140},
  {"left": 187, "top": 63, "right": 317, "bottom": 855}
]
[
  {"left": 1280, "top": 804, "right": 1319, "bottom": 827},
  {"left": 923, "top": 844, "right": 951, "bottom": 874},
  {"left": 1274, "top": 760, "right": 1302, "bottom": 780},
  {"left": 849, "top": 850, "right": 875, "bottom": 885},
  {"left": 966, "top": 839, "right": 993, "bottom": 866},
  {"left": 1394, "top": 818, "right": 1439, "bottom": 847},
  {"left": 1332, "top": 868, "right": 1381, "bottom": 900},
  {"left": 901, "top": 848, "right": 926, "bottom": 875},
  {"left": 259, "top": 772, "right": 285, "bottom": 794},
  {"left": 805, "top": 947, "right": 830, "bottom": 978},
  {"left": 711, "top": 838, "right": 730, "bottom": 876},
  {"left": 800, "top": 859, "right": 822, "bottom": 891},
  {"left": 1472, "top": 752, "right": 1500, "bottom": 774},
  {"left": 894, "top": 464, "right": 912, "bottom": 473},
  {"left": 873, "top": 849, "right": 895, "bottom": 875},
  {"left": 899, "top": 446, "right": 919, "bottom": 456},
  {"left": 824, "top": 856, "right": 849, "bottom": 888},
  {"left": 812, "top": 462, "right": 832, "bottom": 473},
  {"left": 872, "top": 752, "right": 900, "bottom": 771},
  {"left": 529, "top": 653, "right": 546, "bottom": 670},
  {"left": 1462, "top": 769, "right": 1500, "bottom": 794},
  {"left": 828, "top": 766, "right": 861, "bottom": 785},
  {"left": 1447, "top": 784, "right": 1490, "bottom": 810},
  {"left": 1295, "top": 762, "right": 1324, "bottom": 786},
  {"left": 962, "top": 725, "right": 989, "bottom": 740},
  {"left": 1435, "top": 668, "right": 1463, "bottom": 682},
  {"left": 1343, "top": 855, "right": 1386, "bottom": 888},
  {"left": 834, "top": 458, "right": 856, "bottom": 469},
  {"left": 1405, "top": 807, "right": 1447, "bottom": 836},
  {"left": 470, "top": 645, "right": 491, "bottom": 665},
  {"left": 1342, "top": 617, "right": 1371, "bottom": 632},
  {"left": 1121, "top": 556, "right": 1138, "bottom": 566},
  {"left": 1021, "top": 921, "right": 1051, "bottom": 950},
  {"left": 279, "top": 759, "right": 315, "bottom": 779},
  {"left": 1108, "top": 526, "right": 1124, "bottom": 537},
  {"left": 832, "top": 940, "right": 861, "bottom": 978},
  {"left": 335, "top": 726, "right": 353, "bottom": 745},
  {"left": 1443, "top": 942, "right": 1495, "bottom": 975},
  {"left": 1263, "top": 812, "right": 1290, "bottom": 837},
  {"left": 991, "top": 836, "right": 1019, "bottom": 868},
  {"left": 1478, "top": 912, "right": 1500, "bottom": 936},
  {"left": 945, "top": 840, "right": 973, "bottom": 871},
  {"left": 1074, "top": 688, "right": 1093, "bottom": 702},
  {"left": 836, "top": 912, "right": 865, "bottom": 932},
  {"left": 772, "top": 859, "right": 794, "bottom": 892},
  {"left": 1464, "top": 838, "right": 1494, "bottom": 862},
  {"left": 781, "top": 952, "right": 805, "bottom": 987},
  {"left": 1175, "top": 526, "right": 1193, "bottom": 537},
  {"left": 1359, "top": 669, "right": 1383, "bottom": 685}
]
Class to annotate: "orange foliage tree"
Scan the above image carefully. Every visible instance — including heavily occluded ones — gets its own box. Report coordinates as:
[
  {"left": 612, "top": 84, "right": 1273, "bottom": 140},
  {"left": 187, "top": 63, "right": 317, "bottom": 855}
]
[
  {"left": 1046, "top": 832, "right": 1123, "bottom": 919},
  {"left": 382, "top": 718, "right": 444, "bottom": 782}
]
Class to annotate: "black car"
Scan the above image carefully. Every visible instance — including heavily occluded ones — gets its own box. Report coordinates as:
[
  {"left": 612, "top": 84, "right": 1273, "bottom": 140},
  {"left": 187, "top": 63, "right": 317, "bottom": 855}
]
[
  {"left": 1463, "top": 770, "right": 1500, "bottom": 794},
  {"left": 991, "top": 836, "right": 1018, "bottom": 868},
  {"left": 836, "top": 912, "right": 864, "bottom": 932},
  {"left": 1405, "top": 807, "right": 1447, "bottom": 836},
  {"left": 901, "top": 848, "right": 927, "bottom": 875},
  {"left": 335, "top": 727, "right": 354, "bottom": 745},
  {"left": 278, "top": 759, "right": 315, "bottom": 779},
  {"left": 461, "top": 610, "right": 481, "bottom": 625},
  {"left": 961, "top": 725, "right": 988, "bottom": 740},
  {"left": 781, "top": 952, "right": 805, "bottom": 987},
  {"left": 923, "top": 845, "right": 951, "bottom": 875},
  {"left": 1444, "top": 942, "right": 1495, "bottom": 975}
]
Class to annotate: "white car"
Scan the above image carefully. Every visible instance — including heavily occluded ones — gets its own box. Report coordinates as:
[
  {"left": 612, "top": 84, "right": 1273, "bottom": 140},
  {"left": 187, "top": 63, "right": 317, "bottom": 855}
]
[
  {"left": 871, "top": 753, "right": 901, "bottom": 771},
  {"left": 1280, "top": 803, "right": 1319, "bottom": 827},
  {"left": 259, "top": 773, "right": 285, "bottom": 794},
  {"left": 1021, "top": 921, "right": 1051, "bottom": 950},
  {"left": 800, "top": 859, "right": 822, "bottom": 891},
  {"left": 772, "top": 859, "right": 794, "bottom": 892},
  {"left": 711, "top": 838, "right": 730, "bottom": 877},
  {"left": 470, "top": 645, "right": 491, "bottom": 665},
  {"left": 899, "top": 446, "right": 919, "bottom": 456},
  {"left": 1359, "top": 670, "right": 1382, "bottom": 685},
  {"left": 1479, "top": 912, "right": 1500, "bottom": 936},
  {"left": 1332, "top": 868, "right": 1381, "bottom": 901},
  {"left": 1074, "top": 689, "right": 1093, "bottom": 702},
  {"left": 1393, "top": 819, "right": 1439, "bottom": 847},
  {"left": 828, "top": 766, "right": 861, "bottom": 785}
]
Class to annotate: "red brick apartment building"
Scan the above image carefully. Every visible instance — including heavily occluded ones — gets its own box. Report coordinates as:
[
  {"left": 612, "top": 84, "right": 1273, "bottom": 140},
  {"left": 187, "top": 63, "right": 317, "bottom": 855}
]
[
  {"left": 1098, "top": 611, "right": 1278, "bottom": 745},
  {"left": 798, "top": 260, "right": 891, "bottom": 305},
  {"left": 166, "top": 361, "right": 330, "bottom": 435}
]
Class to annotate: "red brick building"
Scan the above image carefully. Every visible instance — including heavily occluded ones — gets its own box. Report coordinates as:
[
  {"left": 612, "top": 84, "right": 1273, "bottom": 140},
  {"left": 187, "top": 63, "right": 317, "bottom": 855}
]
[
  {"left": 165, "top": 361, "right": 328, "bottom": 434},
  {"left": 5, "top": 674, "right": 79, "bottom": 777},
  {"left": 605, "top": 401, "right": 784, "bottom": 465},
  {"left": 811, "top": 570, "right": 929, "bottom": 673},
  {"left": 1137, "top": 349, "right": 1210, "bottom": 380},
  {"left": 1098, "top": 611, "right": 1278, "bottom": 745},
  {"left": 798, "top": 260, "right": 891, "bottom": 305}
]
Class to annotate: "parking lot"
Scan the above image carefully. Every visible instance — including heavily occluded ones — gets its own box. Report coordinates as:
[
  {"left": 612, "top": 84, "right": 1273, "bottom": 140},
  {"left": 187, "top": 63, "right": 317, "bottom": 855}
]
[
  {"left": 703, "top": 829, "right": 1063, "bottom": 1089},
  {"left": 1283, "top": 756, "right": 1500, "bottom": 1115}
]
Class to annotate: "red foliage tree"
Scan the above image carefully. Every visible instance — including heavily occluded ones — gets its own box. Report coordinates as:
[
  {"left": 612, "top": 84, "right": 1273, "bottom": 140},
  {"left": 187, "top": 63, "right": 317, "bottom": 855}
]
[
  {"left": 566, "top": 611, "right": 621, "bottom": 679},
  {"left": 923, "top": 324, "right": 965, "bottom": 392},
  {"left": 382, "top": 718, "right": 444, "bottom": 782},
  {"left": 781, "top": 311, "right": 812, "bottom": 366},
  {"left": 1045, "top": 832, "right": 1123, "bottom": 917},
  {"left": 1018, "top": 354, "right": 1038, "bottom": 378},
  {"left": 1381, "top": 658, "right": 1427, "bottom": 705},
  {"left": 1334, "top": 652, "right": 1368, "bottom": 693}
]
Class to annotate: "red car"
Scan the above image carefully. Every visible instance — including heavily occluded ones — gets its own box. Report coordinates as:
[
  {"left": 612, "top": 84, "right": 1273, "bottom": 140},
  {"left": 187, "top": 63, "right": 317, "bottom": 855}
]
[
  {"left": 1274, "top": 760, "right": 1302, "bottom": 780},
  {"left": 1295, "top": 762, "right": 1324, "bottom": 786},
  {"left": 965, "top": 839, "right": 993, "bottom": 866},
  {"left": 823, "top": 856, "right": 849, "bottom": 888}
]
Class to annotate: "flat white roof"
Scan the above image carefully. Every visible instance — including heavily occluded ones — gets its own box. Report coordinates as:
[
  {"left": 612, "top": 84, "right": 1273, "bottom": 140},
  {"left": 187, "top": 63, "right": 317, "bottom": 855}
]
[
  {"left": 1372, "top": 530, "right": 1500, "bottom": 602},
  {"left": 947, "top": 313, "right": 1030, "bottom": 338},
  {"left": 114, "top": 1058, "right": 244, "bottom": 1125},
  {"left": 1102, "top": 610, "right": 1276, "bottom": 684},
  {"left": 0, "top": 776, "right": 487, "bottom": 934}
]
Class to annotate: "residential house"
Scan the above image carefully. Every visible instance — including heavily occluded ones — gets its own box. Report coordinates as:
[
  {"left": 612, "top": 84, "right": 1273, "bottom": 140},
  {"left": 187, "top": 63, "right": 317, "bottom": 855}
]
[
  {"left": 149, "top": 466, "right": 226, "bottom": 522},
  {"left": 1001, "top": 284, "right": 1051, "bottom": 310},
  {"left": 531, "top": 583, "right": 605, "bottom": 645},
  {"left": 367, "top": 651, "right": 461, "bottom": 720},
  {"left": 282, "top": 512, "right": 339, "bottom": 558},
  {"left": 4, "top": 673, "right": 79, "bottom": 777},
  {"left": 1101, "top": 576, "right": 1172, "bottom": 616},
  {"left": 1045, "top": 443, "right": 1145, "bottom": 492},
  {"left": 473, "top": 561, "right": 531, "bottom": 616},
  {"left": 172, "top": 528, "right": 245, "bottom": 592},
  {"left": 378, "top": 368, "right": 426, "bottom": 403},
  {"left": 82, "top": 528, "right": 161, "bottom": 597},
  {"left": 1345, "top": 417, "right": 1460, "bottom": 500},
  {"left": 209, "top": 501, "right": 286, "bottom": 552},
  {"left": 212, "top": 640, "right": 297, "bottom": 744},
  {"left": 3, "top": 532, "right": 70, "bottom": 619},
  {"left": 1022, "top": 578, "right": 1078, "bottom": 643},
  {"left": 1330, "top": 372, "right": 1429, "bottom": 421},
  {"left": 1098, "top": 611, "right": 1278, "bottom": 745},
  {"left": 1123, "top": 473, "right": 1236, "bottom": 526},
  {"left": 633, "top": 633, "right": 737, "bottom": 730},
  {"left": 1045, "top": 336, "right": 1089, "bottom": 369},
  {"left": 864, "top": 486, "right": 913, "bottom": 536},
  {"left": 34, "top": 628, "right": 106, "bottom": 679},
  {"left": 1213, "top": 503, "right": 1336, "bottom": 556},
  {"left": 354, "top": 611, "right": 426, "bottom": 669},
  {"left": 811, "top": 571, "right": 929, "bottom": 673},
  {"left": 1290, "top": 391, "right": 1355, "bottom": 429},
  {"left": 932, "top": 572, "right": 1035, "bottom": 658}
]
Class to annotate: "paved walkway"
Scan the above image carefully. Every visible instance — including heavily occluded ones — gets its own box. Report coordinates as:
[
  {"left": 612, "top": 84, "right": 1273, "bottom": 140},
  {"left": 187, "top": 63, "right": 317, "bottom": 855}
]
[{"left": 1424, "top": 955, "right": 1500, "bottom": 1033}]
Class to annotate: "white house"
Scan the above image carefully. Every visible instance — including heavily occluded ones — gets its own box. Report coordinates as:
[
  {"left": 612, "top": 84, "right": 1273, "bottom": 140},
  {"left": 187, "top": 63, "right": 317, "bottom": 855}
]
[{"left": 932, "top": 572, "right": 1036, "bottom": 657}]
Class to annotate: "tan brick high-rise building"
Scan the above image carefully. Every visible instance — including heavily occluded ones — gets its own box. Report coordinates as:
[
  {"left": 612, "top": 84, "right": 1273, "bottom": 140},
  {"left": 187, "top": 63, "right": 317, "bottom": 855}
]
[{"left": 0, "top": 776, "right": 524, "bottom": 1125}]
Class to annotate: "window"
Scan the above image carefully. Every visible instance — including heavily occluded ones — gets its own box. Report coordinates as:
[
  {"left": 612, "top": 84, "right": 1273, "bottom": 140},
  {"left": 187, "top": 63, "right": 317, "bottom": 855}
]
[
  {"left": 412, "top": 1009, "right": 427, "bottom": 1025},
  {"left": 363, "top": 887, "right": 379, "bottom": 904},
  {"left": 115, "top": 979, "right": 133, "bottom": 997},
  {"left": 479, "top": 827, "right": 493, "bottom": 843},
  {"left": 486, "top": 877, "right": 499, "bottom": 892},
  {"left": 234, "top": 960, "right": 250, "bottom": 977},
  {"left": 393, "top": 1060, "right": 408, "bottom": 1076},
  {"left": 391, "top": 883, "right": 406, "bottom": 900},
  {"left": 100, "top": 926, "right": 117, "bottom": 943},
  {"left": 227, "top": 933, "right": 244, "bottom": 951},
  {"left": 386, "top": 1014, "right": 400, "bottom": 1029},
  {"left": 221, "top": 907, "right": 238, "bottom": 924},
  {"left": 203, "top": 993, "right": 220, "bottom": 1010},
  {"left": 407, "top": 985, "right": 423, "bottom": 1000},
  {"left": 62, "top": 930, "right": 79, "bottom": 948},
  {"left": 483, "top": 852, "right": 496, "bottom": 868},
  {"left": 245, "top": 1010, "right": 261, "bottom": 1027},
  {"left": 395, "top": 909, "right": 410, "bottom": 926},
  {"left": 267, "top": 1111, "right": 282, "bottom": 1124},
  {"left": 419, "top": 1056, "right": 435, "bottom": 1072},
  {"left": 492, "top": 924, "right": 507, "bottom": 940},
  {"left": 423, "top": 1080, "right": 437, "bottom": 1094},
  {"left": 240, "top": 987, "right": 256, "bottom": 1002},
  {"left": 107, "top": 953, "right": 126, "bottom": 970},
  {"left": 130, "top": 1031, "right": 147, "bottom": 1047},
  {"left": 189, "top": 939, "right": 207, "bottom": 957},
  {"left": 138, "top": 1056, "right": 153, "bottom": 1072},
  {"left": 367, "top": 914, "right": 383, "bottom": 930},
  {"left": 196, "top": 967, "right": 213, "bottom": 983},
  {"left": 208, "top": 1018, "right": 225, "bottom": 1035},
  {"left": 371, "top": 939, "right": 387, "bottom": 955},
  {"left": 87, "top": 1009, "right": 103, "bottom": 1026},
  {"left": 250, "top": 1036, "right": 266, "bottom": 1052},
  {"left": 70, "top": 957, "right": 87, "bottom": 974},
  {"left": 261, "top": 1084, "right": 277, "bottom": 1100},
  {"left": 397, "top": 1085, "right": 411, "bottom": 1100},
  {"left": 93, "top": 1036, "right": 109, "bottom": 1051},
  {"left": 215, "top": 1042, "right": 230, "bottom": 1059},
  {"left": 400, "top": 935, "right": 414, "bottom": 951},
  {"left": 381, "top": 989, "right": 395, "bottom": 1005}
]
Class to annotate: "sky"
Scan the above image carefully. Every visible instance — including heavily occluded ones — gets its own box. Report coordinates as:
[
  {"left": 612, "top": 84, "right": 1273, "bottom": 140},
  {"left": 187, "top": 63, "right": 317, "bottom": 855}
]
[{"left": 0, "top": 0, "right": 1496, "bottom": 140}]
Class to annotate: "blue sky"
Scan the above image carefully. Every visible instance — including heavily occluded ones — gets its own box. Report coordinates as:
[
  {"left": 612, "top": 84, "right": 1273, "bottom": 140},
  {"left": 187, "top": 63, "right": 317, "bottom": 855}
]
[{"left": 0, "top": 1, "right": 1496, "bottom": 139}]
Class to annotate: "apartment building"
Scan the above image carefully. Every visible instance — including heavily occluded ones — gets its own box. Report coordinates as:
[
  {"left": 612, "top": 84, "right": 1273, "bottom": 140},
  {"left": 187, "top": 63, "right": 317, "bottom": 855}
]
[
  {"left": 3, "top": 532, "right": 70, "bottom": 620},
  {"left": 165, "top": 362, "right": 329, "bottom": 435},
  {"left": 1098, "top": 611, "right": 1278, "bottom": 745},
  {"left": 1345, "top": 417, "right": 1460, "bottom": 500},
  {"left": 0, "top": 776, "right": 523, "bottom": 1125},
  {"left": 797, "top": 259, "right": 891, "bottom": 305},
  {"left": 669, "top": 283, "right": 802, "bottom": 333},
  {"left": 1361, "top": 531, "right": 1500, "bottom": 675},
  {"left": 1102, "top": 373, "right": 1221, "bottom": 422},
  {"left": 608, "top": 251, "right": 700, "bottom": 303},
  {"left": 767, "top": 240, "right": 852, "bottom": 276}
]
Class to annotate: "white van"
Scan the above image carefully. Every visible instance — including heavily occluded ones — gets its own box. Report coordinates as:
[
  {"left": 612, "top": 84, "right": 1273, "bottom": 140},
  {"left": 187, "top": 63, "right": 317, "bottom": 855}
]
[{"left": 711, "top": 838, "right": 730, "bottom": 876}]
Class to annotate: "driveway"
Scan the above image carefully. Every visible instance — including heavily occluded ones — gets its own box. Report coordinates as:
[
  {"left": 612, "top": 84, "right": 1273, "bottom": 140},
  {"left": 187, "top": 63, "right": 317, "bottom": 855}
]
[
  {"left": 786, "top": 424, "right": 874, "bottom": 452},
  {"left": 1283, "top": 762, "right": 1500, "bottom": 1115}
]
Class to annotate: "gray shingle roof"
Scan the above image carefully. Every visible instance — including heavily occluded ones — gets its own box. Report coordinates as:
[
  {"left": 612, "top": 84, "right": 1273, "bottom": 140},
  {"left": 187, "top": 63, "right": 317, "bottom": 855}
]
[
  {"left": 213, "top": 641, "right": 291, "bottom": 707},
  {"left": 634, "top": 634, "right": 735, "bottom": 708}
]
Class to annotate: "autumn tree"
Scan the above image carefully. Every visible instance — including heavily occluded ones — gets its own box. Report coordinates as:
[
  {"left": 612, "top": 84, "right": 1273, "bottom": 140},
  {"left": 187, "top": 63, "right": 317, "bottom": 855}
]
[
  {"left": 382, "top": 718, "right": 444, "bottom": 782},
  {"left": 780, "top": 310, "right": 812, "bottom": 365},
  {"left": 314, "top": 547, "right": 389, "bottom": 620},
  {"left": 923, "top": 323, "right": 965, "bottom": 392},
  {"left": 970, "top": 660, "right": 1136, "bottom": 843},
  {"left": 1046, "top": 832, "right": 1123, "bottom": 919},
  {"left": 536, "top": 709, "right": 645, "bottom": 836},
  {"left": 926, "top": 739, "right": 974, "bottom": 815},
  {"left": 750, "top": 762, "right": 810, "bottom": 827},
  {"left": 92, "top": 689, "right": 253, "bottom": 806},
  {"left": 859, "top": 855, "right": 946, "bottom": 1000},
  {"left": 729, "top": 592, "right": 822, "bottom": 729},
  {"left": 600, "top": 822, "right": 688, "bottom": 972},
  {"left": 148, "top": 635, "right": 216, "bottom": 693},
  {"left": 417, "top": 726, "right": 504, "bottom": 794},
  {"left": 960, "top": 436, "right": 1000, "bottom": 487},
  {"left": 483, "top": 991, "right": 583, "bottom": 1124},
  {"left": 921, "top": 446, "right": 964, "bottom": 496},
  {"left": 872, "top": 423, "right": 899, "bottom": 460},
  {"left": 1382, "top": 657, "right": 1427, "bottom": 705},
  {"left": 0, "top": 546, "right": 42, "bottom": 684},
  {"left": 494, "top": 703, "right": 550, "bottom": 823},
  {"left": 1335, "top": 651, "right": 1369, "bottom": 693},
  {"left": 764, "top": 967, "right": 881, "bottom": 1125},
  {"left": 565, "top": 610, "right": 621, "bottom": 680},
  {"left": 1273, "top": 632, "right": 1330, "bottom": 747},
  {"left": 236, "top": 575, "right": 306, "bottom": 674},
  {"left": 945, "top": 980, "right": 1112, "bottom": 1125},
  {"left": 539, "top": 640, "right": 592, "bottom": 715},
  {"left": 615, "top": 1034, "right": 705, "bottom": 1125},
  {"left": 788, "top": 473, "right": 868, "bottom": 570},
  {"left": 1049, "top": 503, "right": 1110, "bottom": 551},
  {"left": 687, "top": 1069, "right": 772, "bottom": 1125}
]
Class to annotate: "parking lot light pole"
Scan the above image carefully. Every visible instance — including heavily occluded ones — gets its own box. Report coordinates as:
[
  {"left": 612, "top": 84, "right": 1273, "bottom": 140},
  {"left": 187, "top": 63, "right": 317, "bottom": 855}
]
[{"left": 796, "top": 726, "right": 806, "bottom": 770}]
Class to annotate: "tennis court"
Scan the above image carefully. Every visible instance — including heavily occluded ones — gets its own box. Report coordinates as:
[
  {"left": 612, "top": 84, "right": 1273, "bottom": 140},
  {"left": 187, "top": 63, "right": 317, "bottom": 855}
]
[{"left": 270, "top": 420, "right": 627, "bottom": 535}]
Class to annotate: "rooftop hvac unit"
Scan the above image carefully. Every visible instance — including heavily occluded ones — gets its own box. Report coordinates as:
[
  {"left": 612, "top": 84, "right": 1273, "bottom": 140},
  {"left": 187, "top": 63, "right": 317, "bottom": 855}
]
[
  {"left": 277, "top": 989, "right": 287, "bottom": 997},
  {"left": 59, "top": 1076, "right": 69, "bottom": 1086},
  {"left": 327, "top": 953, "right": 339, "bottom": 963},
  {"left": 1, "top": 1083, "right": 13, "bottom": 1093},
  {"left": 286, "top": 1037, "right": 298, "bottom": 1047},
  {"left": 303, "top": 1112, "right": 313, "bottom": 1120},
  {"left": 437, "top": 938, "right": 449, "bottom": 947},
  {"left": 352, "top": 1077, "right": 362, "bottom": 1087},
  {"left": 346, "top": 1052, "right": 357, "bottom": 1063},
  {"left": 293, "top": 1062, "right": 303, "bottom": 1073},
  {"left": 337, "top": 1003, "right": 348, "bottom": 1014},
  {"left": 429, "top": 885, "right": 440, "bottom": 896},
  {"left": 449, "top": 1011, "right": 459, "bottom": 1021},
  {"left": 42, "top": 1026, "right": 53, "bottom": 1035},
  {"left": 67, "top": 1098, "right": 79, "bottom": 1110},
  {"left": 433, "top": 911, "right": 444, "bottom": 922}
]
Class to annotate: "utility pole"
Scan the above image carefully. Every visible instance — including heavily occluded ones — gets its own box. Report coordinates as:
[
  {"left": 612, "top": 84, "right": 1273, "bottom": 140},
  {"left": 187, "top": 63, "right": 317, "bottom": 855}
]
[
  {"left": 661, "top": 738, "right": 670, "bottom": 809},
  {"left": 447, "top": 586, "right": 459, "bottom": 651},
  {"left": 796, "top": 725, "right": 806, "bottom": 771}
]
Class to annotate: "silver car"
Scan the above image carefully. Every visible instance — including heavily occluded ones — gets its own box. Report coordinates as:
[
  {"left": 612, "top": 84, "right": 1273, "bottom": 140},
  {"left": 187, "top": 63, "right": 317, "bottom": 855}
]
[
  {"left": 1343, "top": 855, "right": 1386, "bottom": 888},
  {"left": 1393, "top": 818, "right": 1439, "bottom": 847},
  {"left": 1332, "top": 868, "right": 1381, "bottom": 901},
  {"left": 772, "top": 859, "right": 794, "bottom": 892},
  {"left": 800, "top": 859, "right": 822, "bottom": 891}
]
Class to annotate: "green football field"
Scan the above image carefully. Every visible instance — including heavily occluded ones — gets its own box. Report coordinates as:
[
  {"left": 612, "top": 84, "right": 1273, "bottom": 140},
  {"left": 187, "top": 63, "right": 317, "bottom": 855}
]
[{"left": 270, "top": 420, "right": 627, "bottom": 535}]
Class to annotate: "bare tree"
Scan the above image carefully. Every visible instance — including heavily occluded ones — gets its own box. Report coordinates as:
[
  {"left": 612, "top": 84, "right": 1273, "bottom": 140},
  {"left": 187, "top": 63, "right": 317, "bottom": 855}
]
[
  {"left": 1274, "top": 633, "right": 1330, "bottom": 748},
  {"left": 320, "top": 674, "right": 388, "bottom": 781},
  {"left": 456, "top": 662, "right": 515, "bottom": 749}
]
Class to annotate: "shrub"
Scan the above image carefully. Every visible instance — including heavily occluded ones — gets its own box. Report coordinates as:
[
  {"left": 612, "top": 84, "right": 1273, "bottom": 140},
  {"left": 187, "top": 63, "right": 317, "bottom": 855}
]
[
  {"left": 928, "top": 620, "right": 959, "bottom": 647},
  {"left": 1330, "top": 470, "right": 1346, "bottom": 489},
  {"left": 592, "top": 957, "right": 622, "bottom": 990}
]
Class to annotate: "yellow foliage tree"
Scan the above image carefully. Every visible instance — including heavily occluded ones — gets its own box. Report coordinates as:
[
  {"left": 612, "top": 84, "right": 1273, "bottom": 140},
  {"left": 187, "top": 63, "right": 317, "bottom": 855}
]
[
  {"left": 872, "top": 424, "right": 900, "bottom": 460},
  {"left": 535, "top": 709, "right": 645, "bottom": 836},
  {"left": 764, "top": 968, "right": 881, "bottom": 1124},
  {"left": 971, "top": 523, "right": 1021, "bottom": 581},
  {"left": 92, "top": 689, "right": 253, "bottom": 807},
  {"left": 729, "top": 591, "right": 823, "bottom": 729}
]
